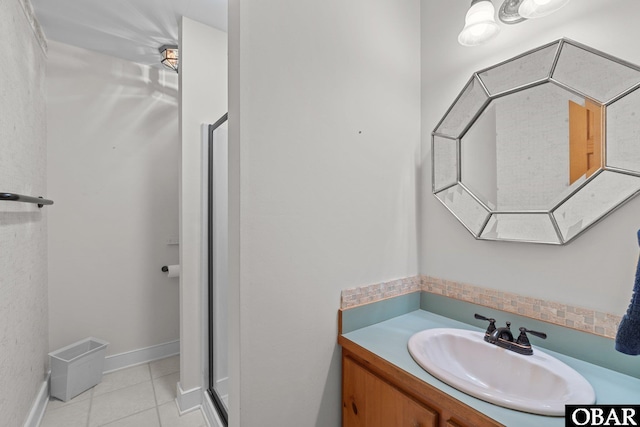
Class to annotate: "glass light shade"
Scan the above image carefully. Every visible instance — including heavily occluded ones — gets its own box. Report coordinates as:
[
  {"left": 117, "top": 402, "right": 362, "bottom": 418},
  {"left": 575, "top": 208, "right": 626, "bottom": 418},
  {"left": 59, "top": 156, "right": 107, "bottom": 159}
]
[
  {"left": 458, "top": 1, "right": 501, "bottom": 47},
  {"left": 518, "top": 0, "right": 571, "bottom": 19},
  {"left": 159, "top": 45, "right": 179, "bottom": 72}
]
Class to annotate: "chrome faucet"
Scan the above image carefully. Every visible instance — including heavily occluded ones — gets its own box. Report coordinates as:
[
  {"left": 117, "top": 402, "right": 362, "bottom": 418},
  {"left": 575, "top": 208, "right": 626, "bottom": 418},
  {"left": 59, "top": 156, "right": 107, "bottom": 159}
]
[{"left": 475, "top": 313, "right": 547, "bottom": 356}]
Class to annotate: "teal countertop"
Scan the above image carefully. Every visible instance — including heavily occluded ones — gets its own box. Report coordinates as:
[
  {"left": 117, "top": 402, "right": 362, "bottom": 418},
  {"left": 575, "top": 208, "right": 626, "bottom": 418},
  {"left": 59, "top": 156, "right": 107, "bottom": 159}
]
[{"left": 341, "top": 309, "right": 640, "bottom": 427}]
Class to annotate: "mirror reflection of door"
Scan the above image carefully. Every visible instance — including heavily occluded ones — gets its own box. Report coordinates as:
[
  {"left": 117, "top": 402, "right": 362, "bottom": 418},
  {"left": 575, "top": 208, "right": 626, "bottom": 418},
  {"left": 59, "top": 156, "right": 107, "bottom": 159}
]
[{"left": 569, "top": 99, "right": 604, "bottom": 184}]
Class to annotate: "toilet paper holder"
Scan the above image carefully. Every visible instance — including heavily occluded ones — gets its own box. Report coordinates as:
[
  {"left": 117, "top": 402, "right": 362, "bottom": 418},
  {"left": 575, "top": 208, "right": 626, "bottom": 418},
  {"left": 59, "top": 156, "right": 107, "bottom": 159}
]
[{"left": 161, "top": 265, "right": 180, "bottom": 278}]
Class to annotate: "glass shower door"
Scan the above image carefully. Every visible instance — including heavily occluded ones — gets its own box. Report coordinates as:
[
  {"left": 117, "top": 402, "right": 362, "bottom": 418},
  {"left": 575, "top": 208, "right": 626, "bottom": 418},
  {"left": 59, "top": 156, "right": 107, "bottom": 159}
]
[{"left": 208, "top": 114, "right": 228, "bottom": 424}]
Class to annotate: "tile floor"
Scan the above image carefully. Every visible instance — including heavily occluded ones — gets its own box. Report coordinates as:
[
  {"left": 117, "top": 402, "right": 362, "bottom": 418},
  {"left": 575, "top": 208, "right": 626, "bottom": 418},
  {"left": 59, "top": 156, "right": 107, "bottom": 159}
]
[{"left": 40, "top": 355, "right": 208, "bottom": 427}]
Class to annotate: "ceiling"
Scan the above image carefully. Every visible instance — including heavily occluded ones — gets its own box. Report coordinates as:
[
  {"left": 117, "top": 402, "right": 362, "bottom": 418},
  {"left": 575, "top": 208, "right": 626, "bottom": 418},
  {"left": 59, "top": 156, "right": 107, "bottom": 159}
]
[{"left": 31, "top": 0, "right": 227, "bottom": 68}]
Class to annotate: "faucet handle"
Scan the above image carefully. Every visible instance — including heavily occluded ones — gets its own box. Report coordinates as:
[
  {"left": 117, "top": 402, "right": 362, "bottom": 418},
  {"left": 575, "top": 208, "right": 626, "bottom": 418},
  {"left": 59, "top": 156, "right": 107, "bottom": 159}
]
[
  {"left": 516, "top": 327, "right": 547, "bottom": 346},
  {"left": 474, "top": 313, "right": 497, "bottom": 334},
  {"left": 520, "top": 327, "right": 547, "bottom": 339}
]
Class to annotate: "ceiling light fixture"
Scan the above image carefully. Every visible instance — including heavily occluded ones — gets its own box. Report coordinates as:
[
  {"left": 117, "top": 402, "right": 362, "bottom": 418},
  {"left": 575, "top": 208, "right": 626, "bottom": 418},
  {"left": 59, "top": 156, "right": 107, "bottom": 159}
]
[
  {"left": 159, "top": 45, "right": 179, "bottom": 72},
  {"left": 458, "top": 0, "right": 501, "bottom": 47}
]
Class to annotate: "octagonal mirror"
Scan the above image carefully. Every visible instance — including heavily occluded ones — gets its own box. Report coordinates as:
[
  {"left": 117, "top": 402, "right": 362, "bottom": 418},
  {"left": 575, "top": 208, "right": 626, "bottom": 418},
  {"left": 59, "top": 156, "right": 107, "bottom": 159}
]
[{"left": 432, "top": 38, "right": 640, "bottom": 245}]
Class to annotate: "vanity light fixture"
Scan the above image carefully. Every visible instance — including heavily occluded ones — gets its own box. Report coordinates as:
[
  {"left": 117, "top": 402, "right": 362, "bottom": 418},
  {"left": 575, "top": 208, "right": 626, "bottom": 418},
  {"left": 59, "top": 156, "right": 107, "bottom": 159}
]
[
  {"left": 459, "top": 0, "right": 572, "bottom": 46},
  {"left": 458, "top": 0, "right": 501, "bottom": 47},
  {"left": 498, "top": 0, "right": 527, "bottom": 24},
  {"left": 517, "top": 0, "right": 572, "bottom": 19},
  {"left": 159, "top": 45, "right": 179, "bottom": 72},
  {"left": 498, "top": 0, "right": 572, "bottom": 24}
]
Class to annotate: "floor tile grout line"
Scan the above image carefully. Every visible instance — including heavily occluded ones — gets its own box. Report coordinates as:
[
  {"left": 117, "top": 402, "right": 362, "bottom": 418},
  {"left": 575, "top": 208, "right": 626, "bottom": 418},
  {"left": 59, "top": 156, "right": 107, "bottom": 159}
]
[
  {"left": 89, "top": 377, "right": 158, "bottom": 426},
  {"left": 95, "top": 407, "right": 159, "bottom": 427},
  {"left": 153, "top": 368, "right": 180, "bottom": 380},
  {"left": 93, "top": 363, "right": 155, "bottom": 399},
  {"left": 93, "top": 375, "right": 159, "bottom": 427},
  {"left": 149, "top": 356, "right": 180, "bottom": 381},
  {"left": 86, "top": 388, "right": 94, "bottom": 427},
  {"left": 149, "top": 362, "right": 164, "bottom": 427}
]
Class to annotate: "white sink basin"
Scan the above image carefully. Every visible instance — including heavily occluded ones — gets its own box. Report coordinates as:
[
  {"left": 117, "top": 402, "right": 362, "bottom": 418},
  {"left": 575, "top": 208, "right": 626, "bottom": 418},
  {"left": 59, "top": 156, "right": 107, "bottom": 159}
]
[{"left": 407, "top": 328, "right": 596, "bottom": 416}]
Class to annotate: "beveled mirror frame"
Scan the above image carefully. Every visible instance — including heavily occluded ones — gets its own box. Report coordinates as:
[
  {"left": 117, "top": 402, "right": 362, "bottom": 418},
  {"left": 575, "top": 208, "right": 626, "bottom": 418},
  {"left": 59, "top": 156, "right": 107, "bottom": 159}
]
[{"left": 432, "top": 38, "right": 640, "bottom": 245}]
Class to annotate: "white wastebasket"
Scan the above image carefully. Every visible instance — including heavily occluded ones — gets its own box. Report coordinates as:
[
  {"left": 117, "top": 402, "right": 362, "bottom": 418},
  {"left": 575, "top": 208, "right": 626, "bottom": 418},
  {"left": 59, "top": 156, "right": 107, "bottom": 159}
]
[{"left": 49, "top": 337, "right": 109, "bottom": 401}]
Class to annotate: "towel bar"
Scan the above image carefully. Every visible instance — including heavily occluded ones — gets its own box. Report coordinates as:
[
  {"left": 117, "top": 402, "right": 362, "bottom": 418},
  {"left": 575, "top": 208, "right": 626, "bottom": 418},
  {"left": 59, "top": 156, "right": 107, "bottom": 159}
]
[{"left": 0, "top": 192, "right": 54, "bottom": 208}]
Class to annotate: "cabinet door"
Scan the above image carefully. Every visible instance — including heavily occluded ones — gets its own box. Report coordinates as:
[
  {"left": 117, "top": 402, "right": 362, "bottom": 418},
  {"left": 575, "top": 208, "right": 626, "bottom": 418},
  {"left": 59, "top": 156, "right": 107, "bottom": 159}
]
[{"left": 343, "top": 356, "right": 438, "bottom": 427}]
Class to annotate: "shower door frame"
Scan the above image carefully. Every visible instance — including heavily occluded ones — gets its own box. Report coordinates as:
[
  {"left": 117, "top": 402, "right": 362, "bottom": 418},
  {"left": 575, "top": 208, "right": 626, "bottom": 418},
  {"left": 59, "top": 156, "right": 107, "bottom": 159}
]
[{"left": 207, "top": 113, "right": 229, "bottom": 426}]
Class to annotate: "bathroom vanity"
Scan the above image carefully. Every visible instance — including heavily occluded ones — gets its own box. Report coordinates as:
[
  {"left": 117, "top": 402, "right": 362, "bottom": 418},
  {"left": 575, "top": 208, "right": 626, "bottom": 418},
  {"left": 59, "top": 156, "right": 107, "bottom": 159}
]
[
  {"left": 341, "top": 345, "right": 500, "bottom": 427},
  {"left": 338, "top": 294, "right": 640, "bottom": 427}
]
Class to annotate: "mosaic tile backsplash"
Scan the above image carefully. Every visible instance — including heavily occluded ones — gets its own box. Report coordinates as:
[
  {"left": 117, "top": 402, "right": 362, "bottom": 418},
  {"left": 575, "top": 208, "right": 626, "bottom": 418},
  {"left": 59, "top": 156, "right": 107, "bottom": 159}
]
[
  {"left": 340, "top": 275, "right": 621, "bottom": 339},
  {"left": 340, "top": 276, "right": 422, "bottom": 308}
]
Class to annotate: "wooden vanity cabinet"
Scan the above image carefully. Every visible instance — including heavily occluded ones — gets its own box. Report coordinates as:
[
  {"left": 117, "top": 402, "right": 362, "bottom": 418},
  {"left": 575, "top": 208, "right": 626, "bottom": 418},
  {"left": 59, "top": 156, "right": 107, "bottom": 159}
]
[
  {"left": 340, "top": 342, "right": 504, "bottom": 427},
  {"left": 343, "top": 354, "right": 437, "bottom": 426}
]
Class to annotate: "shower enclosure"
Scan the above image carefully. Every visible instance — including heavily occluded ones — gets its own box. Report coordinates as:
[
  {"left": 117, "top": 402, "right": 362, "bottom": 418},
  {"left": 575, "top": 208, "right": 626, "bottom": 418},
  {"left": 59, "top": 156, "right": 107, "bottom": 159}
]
[{"left": 207, "top": 114, "right": 229, "bottom": 425}]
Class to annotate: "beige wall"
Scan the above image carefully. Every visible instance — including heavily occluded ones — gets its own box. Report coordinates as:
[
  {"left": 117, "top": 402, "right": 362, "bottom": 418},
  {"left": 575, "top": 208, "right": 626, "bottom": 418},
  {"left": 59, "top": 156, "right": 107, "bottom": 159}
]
[
  {"left": 421, "top": 0, "right": 640, "bottom": 315},
  {"left": 46, "top": 41, "right": 180, "bottom": 356},
  {"left": 228, "top": 0, "right": 421, "bottom": 424},
  {"left": 0, "top": 0, "right": 49, "bottom": 425}
]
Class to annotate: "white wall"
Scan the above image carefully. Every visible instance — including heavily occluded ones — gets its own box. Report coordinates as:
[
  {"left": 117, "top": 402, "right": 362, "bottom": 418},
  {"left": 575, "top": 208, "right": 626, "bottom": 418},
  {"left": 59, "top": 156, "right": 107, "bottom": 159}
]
[
  {"left": 421, "top": 0, "right": 640, "bottom": 315},
  {"left": 46, "top": 41, "right": 180, "bottom": 356},
  {"left": 178, "top": 17, "right": 227, "bottom": 395},
  {"left": 0, "top": 0, "right": 49, "bottom": 425},
  {"left": 228, "top": 0, "right": 421, "bottom": 425}
]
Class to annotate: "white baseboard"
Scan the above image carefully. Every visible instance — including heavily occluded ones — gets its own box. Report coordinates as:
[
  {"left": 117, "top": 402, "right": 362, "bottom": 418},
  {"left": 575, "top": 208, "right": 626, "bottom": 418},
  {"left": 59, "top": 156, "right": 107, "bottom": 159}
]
[
  {"left": 202, "top": 390, "right": 225, "bottom": 427},
  {"left": 176, "top": 381, "right": 202, "bottom": 414},
  {"left": 23, "top": 375, "right": 49, "bottom": 427},
  {"left": 103, "top": 340, "right": 179, "bottom": 373}
]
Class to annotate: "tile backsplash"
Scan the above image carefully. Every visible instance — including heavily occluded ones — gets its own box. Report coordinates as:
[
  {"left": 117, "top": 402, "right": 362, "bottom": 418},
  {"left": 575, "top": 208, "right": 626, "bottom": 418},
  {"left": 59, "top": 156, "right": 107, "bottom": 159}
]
[
  {"left": 340, "top": 275, "right": 621, "bottom": 339},
  {"left": 340, "top": 276, "right": 422, "bottom": 309}
]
